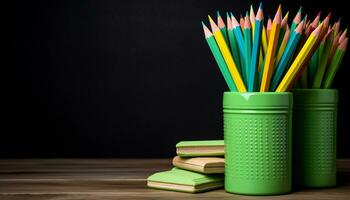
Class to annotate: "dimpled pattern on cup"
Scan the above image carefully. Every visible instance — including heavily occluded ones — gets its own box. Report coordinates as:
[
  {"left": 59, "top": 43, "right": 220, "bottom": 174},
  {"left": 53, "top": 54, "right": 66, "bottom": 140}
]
[
  {"left": 293, "top": 89, "right": 338, "bottom": 187},
  {"left": 223, "top": 92, "right": 292, "bottom": 195}
]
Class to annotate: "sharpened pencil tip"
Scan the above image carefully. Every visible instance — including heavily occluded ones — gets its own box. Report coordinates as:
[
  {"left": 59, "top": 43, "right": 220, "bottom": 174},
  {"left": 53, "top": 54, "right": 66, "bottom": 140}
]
[
  {"left": 208, "top": 15, "right": 214, "bottom": 22},
  {"left": 302, "top": 15, "right": 308, "bottom": 22},
  {"left": 259, "top": 2, "right": 263, "bottom": 9},
  {"left": 298, "top": 6, "right": 302, "bottom": 13},
  {"left": 295, "top": 21, "right": 304, "bottom": 33},
  {"left": 256, "top": 5, "right": 264, "bottom": 20},
  {"left": 217, "top": 10, "right": 221, "bottom": 18}
]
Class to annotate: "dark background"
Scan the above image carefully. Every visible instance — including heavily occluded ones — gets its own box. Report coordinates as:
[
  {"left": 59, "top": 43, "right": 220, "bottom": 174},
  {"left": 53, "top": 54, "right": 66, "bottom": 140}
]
[{"left": 8, "top": 0, "right": 350, "bottom": 158}]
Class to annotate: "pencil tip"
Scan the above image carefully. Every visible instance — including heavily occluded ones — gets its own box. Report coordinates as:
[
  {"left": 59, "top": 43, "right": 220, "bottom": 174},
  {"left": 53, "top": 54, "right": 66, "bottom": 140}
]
[
  {"left": 302, "top": 15, "right": 308, "bottom": 22},
  {"left": 314, "top": 22, "right": 323, "bottom": 35},
  {"left": 298, "top": 6, "right": 302, "bottom": 13},
  {"left": 208, "top": 15, "right": 214, "bottom": 22},
  {"left": 295, "top": 21, "right": 304, "bottom": 33},
  {"left": 259, "top": 2, "right": 263, "bottom": 9},
  {"left": 217, "top": 10, "right": 221, "bottom": 17},
  {"left": 246, "top": 11, "right": 249, "bottom": 17}
]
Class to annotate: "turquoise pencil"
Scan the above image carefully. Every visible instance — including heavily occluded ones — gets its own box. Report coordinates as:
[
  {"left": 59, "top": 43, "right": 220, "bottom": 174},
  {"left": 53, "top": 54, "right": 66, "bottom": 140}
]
[
  {"left": 244, "top": 12, "right": 252, "bottom": 84},
  {"left": 202, "top": 22, "right": 237, "bottom": 91},
  {"left": 270, "top": 21, "right": 304, "bottom": 91},
  {"left": 231, "top": 13, "right": 246, "bottom": 81},
  {"left": 248, "top": 3, "right": 263, "bottom": 91}
]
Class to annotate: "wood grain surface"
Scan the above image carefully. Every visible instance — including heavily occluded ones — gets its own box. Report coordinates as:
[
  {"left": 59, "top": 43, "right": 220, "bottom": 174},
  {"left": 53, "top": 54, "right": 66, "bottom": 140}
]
[{"left": 0, "top": 159, "right": 349, "bottom": 200}]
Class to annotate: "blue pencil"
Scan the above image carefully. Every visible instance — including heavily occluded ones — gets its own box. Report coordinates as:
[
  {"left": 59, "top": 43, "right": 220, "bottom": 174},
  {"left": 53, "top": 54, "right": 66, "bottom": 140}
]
[
  {"left": 270, "top": 21, "right": 304, "bottom": 91},
  {"left": 230, "top": 13, "right": 247, "bottom": 83},
  {"left": 248, "top": 3, "right": 263, "bottom": 92}
]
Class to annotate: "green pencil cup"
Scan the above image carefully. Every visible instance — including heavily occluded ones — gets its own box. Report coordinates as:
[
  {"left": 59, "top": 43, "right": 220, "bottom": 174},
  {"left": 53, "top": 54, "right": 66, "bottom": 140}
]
[
  {"left": 293, "top": 89, "right": 338, "bottom": 188},
  {"left": 223, "top": 92, "right": 293, "bottom": 195}
]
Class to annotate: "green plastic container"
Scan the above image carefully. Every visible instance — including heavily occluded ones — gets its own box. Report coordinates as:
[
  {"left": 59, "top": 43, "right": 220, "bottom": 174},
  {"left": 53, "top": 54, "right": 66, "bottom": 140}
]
[
  {"left": 223, "top": 92, "right": 293, "bottom": 195},
  {"left": 293, "top": 89, "right": 338, "bottom": 187}
]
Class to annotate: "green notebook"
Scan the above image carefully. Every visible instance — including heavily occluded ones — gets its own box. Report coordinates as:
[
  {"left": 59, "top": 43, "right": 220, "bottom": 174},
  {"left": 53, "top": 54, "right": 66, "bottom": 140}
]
[
  {"left": 147, "top": 167, "right": 224, "bottom": 193},
  {"left": 176, "top": 140, "right": 224, "bottom": 157}
]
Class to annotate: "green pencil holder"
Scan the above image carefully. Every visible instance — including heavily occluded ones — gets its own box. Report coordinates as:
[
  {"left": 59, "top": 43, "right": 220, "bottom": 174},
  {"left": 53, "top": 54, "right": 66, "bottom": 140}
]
[
  {"left": 223, "top": 92, "right": 293, "bottom": 195},
  {"left": 293, "top": 89, "right": 338, "bottom": 188}
]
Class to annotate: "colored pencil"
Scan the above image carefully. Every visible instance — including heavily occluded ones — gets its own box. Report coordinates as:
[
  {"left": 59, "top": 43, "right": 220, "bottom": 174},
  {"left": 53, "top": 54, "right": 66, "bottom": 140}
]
[
  {"left": 262, "top": 25, "right": 268, "bottom": 55},
  {"left": 240, "top": 14, "right": 245, "bottom": 31},
  {"left": 260, "top": 5, "right": 282, "bottom": 92},
  {"left": 248, "top": 3, "right": 263, "bottom": 91},
  {"left": 276, "top": 26, "right": 291, "bottom": 66},
  {"left": 250, "top": 5, "right": 255, "bottom": 40},
  {"left": 339, "top": 28, "right": 348, "bottom": 43},
  {"left": 334, "top": 18, "right": 341, "bottom": 36},
  {"left": 291, "top": 6, "right": 302, "bottom": 31},
  {"left": 244, "top": 12, "right": 252, "bottom": 83},
  {"left": 217, "top": 11, "right": 229, "bottom": 43},
  {"left": 267, "top": 17, "right": 272, "bottom": 40},
  {"left": 226, "top": 13, "right": 242, "bottom": 73},
  {"left": 276, "top": 23, "right": 322, "bottom": 92},
  {"left": 202, "top": 22, "right": 237, "bottom": 91},
  {"left": 231, "top": 13, "right": 247, "bottom": 82},
  {"left": 322, "top": 38, "right": 348, "bottom": 88},
  {"left": 270, "top": 22, "right": 304, "bottom": 91},
  {"left": 328, "top": 33, "right": 341, "bottom": 65},
  {"left": 209, "top": 15, "right": 247, "bottom": 92},
  {"left": 312, "top": 28, "right": 334, "bottom": 88},
  {"left": 277, "top": 11, "right": 289, "bottom": 51}
]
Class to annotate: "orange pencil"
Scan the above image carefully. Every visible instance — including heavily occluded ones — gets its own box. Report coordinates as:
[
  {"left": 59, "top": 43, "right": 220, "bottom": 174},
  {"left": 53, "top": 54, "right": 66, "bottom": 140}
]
[{"left": 260, "top": 5, "right": 282, "bottom": 92}]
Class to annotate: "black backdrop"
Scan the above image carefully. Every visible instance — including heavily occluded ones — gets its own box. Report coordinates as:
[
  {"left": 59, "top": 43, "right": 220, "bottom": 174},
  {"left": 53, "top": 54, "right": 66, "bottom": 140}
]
[{"left": 8, "top": 0, "right": 350, "bottom": 158}]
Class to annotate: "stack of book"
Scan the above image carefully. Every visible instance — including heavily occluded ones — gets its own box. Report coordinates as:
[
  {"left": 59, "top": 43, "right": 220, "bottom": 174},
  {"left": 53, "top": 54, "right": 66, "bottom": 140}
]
[{"left": 147, "top": 140, "right": 225, "bottom": 193}]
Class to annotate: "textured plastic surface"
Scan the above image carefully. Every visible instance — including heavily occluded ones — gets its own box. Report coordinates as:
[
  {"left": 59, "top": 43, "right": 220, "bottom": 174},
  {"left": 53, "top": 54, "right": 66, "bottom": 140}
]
[
  {"left": 293, "top": 89, "right": 338, "bottom": 187},
  {"left": 223, "top": 92, "right": 293, "bottom": 195}
]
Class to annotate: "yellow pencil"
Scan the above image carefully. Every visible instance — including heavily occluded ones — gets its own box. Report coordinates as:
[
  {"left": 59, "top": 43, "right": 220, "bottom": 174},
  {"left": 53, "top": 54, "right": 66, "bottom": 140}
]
[
  {"left": 209, "top": 15, "right": 247, "bottom": 92},
  {"left": 276, "top": 23, "right": 322, "bottom": 92},
  {"left": 267, "top": 17, "right": 272, "bottom": 40},
  {"left": 262, "top": 25, "right": 268, "bottom": 55},
  {"left": 260, "top": 5, "right": 282, "bottom": 92}
]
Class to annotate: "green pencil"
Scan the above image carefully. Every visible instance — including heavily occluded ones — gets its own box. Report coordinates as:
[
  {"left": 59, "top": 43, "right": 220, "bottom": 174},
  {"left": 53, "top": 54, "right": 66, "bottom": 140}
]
[
  {"left": 217, "top": 11, "right": 229, "bottom": 44},
  {"left": 312, "top": 29, "right": 334, "bottom": 88},
  {"left": 227, "top": 13, "right": 241, "bottom": 73},
  {"left": 202, "top": 22, "right": 237, "bottom": 91},
  {"left": 244, "top": 12, "right": 252, "bottom": 83},
  {"left": 291, "top": 6, "right": 302, "bottom": 31},
  {"left": 322, "top": 38, "right": 348, "bottom": 88}
]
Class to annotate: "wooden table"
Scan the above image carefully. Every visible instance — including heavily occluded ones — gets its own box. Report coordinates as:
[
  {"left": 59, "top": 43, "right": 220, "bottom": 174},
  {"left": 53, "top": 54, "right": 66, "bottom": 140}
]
[{"left": 0, "top": 159, "right": 349, "bottom": 200}]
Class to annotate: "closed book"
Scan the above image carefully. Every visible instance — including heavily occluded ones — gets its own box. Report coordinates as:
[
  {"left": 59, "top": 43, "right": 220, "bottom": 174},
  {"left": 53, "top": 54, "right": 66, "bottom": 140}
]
[
  {"left": 172, "top": 156, "right": 224, "bottom": 174},
  {"left": 176, "top": 140, "right": 224, "bottom": 157},
  {"left": 147, "top": 167, "right": 224, "bottom": 193}
]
